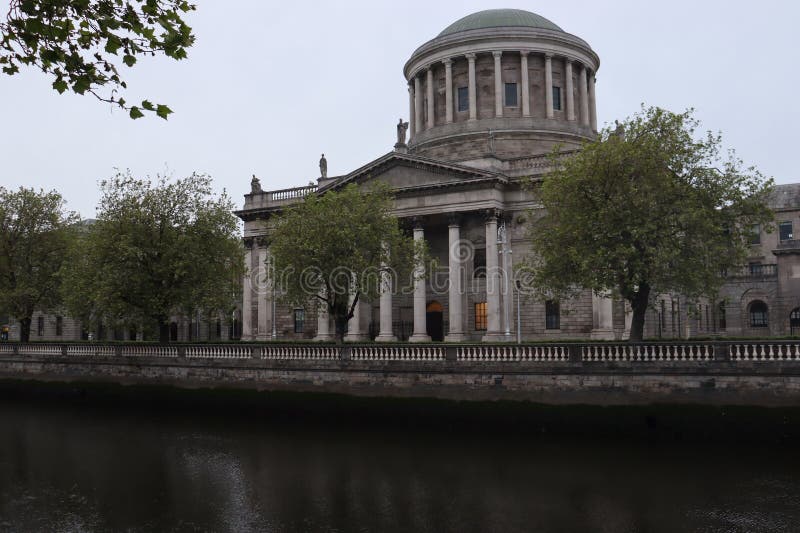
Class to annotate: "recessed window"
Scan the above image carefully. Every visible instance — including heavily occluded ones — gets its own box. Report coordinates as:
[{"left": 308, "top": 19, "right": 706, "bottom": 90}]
[
  {"left": 749, "top": 300, "right": 768, "bottom": 328},
  {"left": 457, "top": 87, "right": 469, "bottom": 112},
  {"left": 552, "top": 86, "right": 562, "bottom": 110},
  {"left": 780, "top": 221, "right": 793, "bottom": 241},
  {"left": 504, "top": 82, "right": 518, "bottom": 107},
  {"left": 474, "top": 302, "right": 487, "bottom": 331},
  {"left": 37, "top": 316, "right": 44, "bottom": 336},
  {"left": 718, "top": 302, "right": 726, "bottom": 331},
  {"left": 473, "top": 248, "right": 486, "bottom": 278},
  {"left": 749, "top": 262, "right": 763, "bottom": 276},
  {"left": 545, "top": 300, "right": 560, "bottom": 330},
  {"left": 294, "top": 309, "right": 305, "bottom": 333},
  {"left": 751, "top": 223, "right": 761, "bottom": 245},
  {"left": 56, "top": 316, "right": 63, "bottom": 336}
]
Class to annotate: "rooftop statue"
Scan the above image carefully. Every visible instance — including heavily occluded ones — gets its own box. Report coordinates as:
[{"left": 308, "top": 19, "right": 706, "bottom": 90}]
[
  {"left": 319, "top": 153, "right": 328, "bottom": 179},
  {"left": 250, "top": 174, "right": 262, "bottom": 194}
]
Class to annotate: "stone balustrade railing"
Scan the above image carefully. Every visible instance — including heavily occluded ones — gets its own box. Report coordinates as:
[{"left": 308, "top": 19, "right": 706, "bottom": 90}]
[{"left": 4, "top": 341, "right": 800, "bottom": 365}]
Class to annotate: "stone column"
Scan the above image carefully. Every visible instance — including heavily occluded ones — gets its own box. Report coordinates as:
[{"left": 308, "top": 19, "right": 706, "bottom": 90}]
[
  {"left": 410, "top": 220, "right": 431, "bottom": 342},
  {"left": 242, "top": 240, "right": 253, "bottom": 340},
  {"left": 257, "top": 246, "right": 269, "bottom": 340},
  {"left": 408, "top": 83, "right": 415, "bottom": 142},
  {"left": 493, "top": 51, "right": 503, "bottom": 117},
  {"left": 443, "top": 58, "right": 453, "bottom": 124},
  {"left": 344, "top": 277, "right": 368, "bottom": 342},
  {"left": 314, "top": 294, "right": 333, "bottom": 341},
  {"left": 445, "top": 215, "right": 466, "bottom": 342},
  {"left": 426, "top": 66, "right": 434, "bottom": 129},
  {"left": 565, "top": 58, "right": 575, "bottom": 121},
  {"left": 544, "top": 54, "right": 554, "bottom": 119},
  {"left": 520, "top": 51, "right": 530, "bottom": 117},
  {"left": 482, "top": 210, "right": 503, "bottom": 341},
  {"left": 375, "top": 257, "right": 396, "bottom": 342},
  {"left": 466, "top": 53, "right": 477, "bottom": 121},
  {"left": 579, "top": 65, "right": 590, "bottom": 126},
  {"left": 414, "top": 75, "right": 423, "bottom": 133},
  {"left": 591, "top": 292, "right": 614, "bottom": 340},
  {"left": 588, "top": 72, "right": 597, "bottom": 131}
]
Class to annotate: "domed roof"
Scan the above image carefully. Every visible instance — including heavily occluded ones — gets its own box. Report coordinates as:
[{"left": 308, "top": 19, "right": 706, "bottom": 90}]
[{"left": 438, "top": 9, "right": 563, "bottom": 37}]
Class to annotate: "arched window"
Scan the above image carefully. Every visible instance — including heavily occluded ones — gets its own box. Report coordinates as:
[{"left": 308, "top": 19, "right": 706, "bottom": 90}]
[
  {"left": 749, "top": 300, "right": 768, "bottom": 328},
  {"left": 790, "top": 308, "right": 800, "bottom": 336}
]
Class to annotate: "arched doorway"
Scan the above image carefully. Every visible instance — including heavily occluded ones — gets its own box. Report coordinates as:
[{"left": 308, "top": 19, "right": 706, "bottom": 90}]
[
  {"left": 791, "top": 308, "right": 800, "bottom": 336},
  {"left": 426, "top": 301, "right": 444, "bottom": 342}
]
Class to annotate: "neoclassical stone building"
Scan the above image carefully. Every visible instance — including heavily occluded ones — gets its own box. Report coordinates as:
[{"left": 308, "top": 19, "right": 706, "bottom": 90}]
[{"left": 237, "top": 9, "right": 618, "bottom": 342}]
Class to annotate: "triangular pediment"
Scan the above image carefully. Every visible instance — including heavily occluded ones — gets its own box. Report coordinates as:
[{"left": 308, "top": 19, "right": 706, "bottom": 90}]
[{"left": 320, "top": 152, "right": 507, "bottom": 194}]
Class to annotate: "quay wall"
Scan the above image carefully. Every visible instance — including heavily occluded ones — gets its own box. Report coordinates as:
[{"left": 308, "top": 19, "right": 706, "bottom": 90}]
[{"left": 2, "top": 342, "right": 800, "bottom": 406}]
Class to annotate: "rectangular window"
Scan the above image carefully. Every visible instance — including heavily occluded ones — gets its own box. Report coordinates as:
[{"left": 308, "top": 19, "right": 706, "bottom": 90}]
[
  {"left": 56, "top": 316, "right": 63, "bottom": 336},
  {"left": 749, "top": 262, "right": 763, "bottom": 276},
  {"left": 293, "top": 309, "right": 305, "bottom": 333},
  {"left": 473, "top": 248, "right": 486, "bottom": 278},
  {"left": 457, "top": 87, "right": 469, "bottom": 112},
  {"left": 37, "top": 316, "right": 44, "bottom": 336},
  {"left": 552, "top": 86, "right": 562, "bottom": 110},
  {"left": 751, "top": 223, "right": 761, "bottom": 245},
  {"left": 780, "top": 221, "right": 793, "bottom": 241},
  {"left": 504, "top": 82, "right": 518, "bottom": 107},
  {"left": 545, "top": 300, "right": 560, "bottom": 330},
  {"left": 719, "top": 302, "right": 727, "bottom": 331},
  {"left": 474, "top": 302, "right": 487, "bottom": 331}
]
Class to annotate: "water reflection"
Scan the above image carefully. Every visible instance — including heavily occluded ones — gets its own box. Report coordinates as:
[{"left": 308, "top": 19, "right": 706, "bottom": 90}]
[{"left": 0, "top": 402, "right": 799, "bottom": 532}]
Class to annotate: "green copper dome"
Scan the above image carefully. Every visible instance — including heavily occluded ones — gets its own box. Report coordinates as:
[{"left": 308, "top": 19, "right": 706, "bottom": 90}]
[{"left": 438, "top": 9, "right": 563, "bottom": 37}]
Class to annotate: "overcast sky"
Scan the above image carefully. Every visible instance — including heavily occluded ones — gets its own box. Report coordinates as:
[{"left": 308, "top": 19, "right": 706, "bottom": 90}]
[{"left": 2, "top": 1, "right": 799, "bottom": 218}]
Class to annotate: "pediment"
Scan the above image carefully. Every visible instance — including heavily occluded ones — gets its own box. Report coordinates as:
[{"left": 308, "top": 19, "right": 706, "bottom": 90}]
[{"left": 320, "top": 152, "right": 507, "bottom": 194}]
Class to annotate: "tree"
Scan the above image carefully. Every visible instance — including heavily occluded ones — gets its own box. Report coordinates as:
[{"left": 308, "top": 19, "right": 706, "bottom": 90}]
[
  {"left": 524, "top": 106, "right": 774, "bottom": 341},
  {"left": 0, "top": 187, "right": 78, "bottom": 341},
  {"left": 61, "top": 171, "right": 243, "bottom": 342},
  {"left": 269, "top": 183, "right": 420, "bottom": 343},
  {"left": 1, "top": 0, "right": 195, "bottom": 119}
]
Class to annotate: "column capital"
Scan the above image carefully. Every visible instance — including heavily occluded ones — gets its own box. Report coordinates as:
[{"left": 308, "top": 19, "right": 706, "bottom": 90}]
[
  {"left": 465, "top": 52, "right": 476, "bottom": 61},
  {"left": 442, "top": 57, "right": 453, "bottom": 67},
  {"left": 447, "top": 212, "right": 462, "bottom": 227},
  {"left": 519, "top": 50, "right": 529, "bottom": 57},
  {"left": 255, "top": 236, "right": 271, "bottom": 248},
  {"left": 243, "top": 237, "right": 255, "bottom": 249},
  {"left": 492, "top": 50, "right": 503, "bottom": 59},
  {"left": 483, "top": 208, "right": 502, "bottom": 223},
  {"left": 544, "top": 53, "right": 553, "bottom": 61},
  {"left": 411, "top": 216, "right": 425, "bottom": 230}
]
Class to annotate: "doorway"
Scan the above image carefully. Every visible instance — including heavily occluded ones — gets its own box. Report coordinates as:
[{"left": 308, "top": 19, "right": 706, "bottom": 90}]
[{"left": 426, "top": 301, "right": 444, "bottom": 342}]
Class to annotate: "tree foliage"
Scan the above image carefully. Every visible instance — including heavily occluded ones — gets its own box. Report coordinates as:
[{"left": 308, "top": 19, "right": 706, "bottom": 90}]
[
  {"left": 61, "top": 171, "right": 243, "bottom": 341},
  {"left": 269, "top": 183, "right": 420, "bottom": 342},
  {"left": 1, "top": 0, "right": 195, "bottom": 119},
  {"left": 525, "top": 106, "right": 774, "bottom": 341},
  {"left": 0, "top": 187, "right": 78, "bottom": 341}
]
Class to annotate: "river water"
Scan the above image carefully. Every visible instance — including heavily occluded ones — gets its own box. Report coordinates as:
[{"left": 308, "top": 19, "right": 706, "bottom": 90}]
[{"left": 1, "top": 398, "right": 799, "bottom": 532}]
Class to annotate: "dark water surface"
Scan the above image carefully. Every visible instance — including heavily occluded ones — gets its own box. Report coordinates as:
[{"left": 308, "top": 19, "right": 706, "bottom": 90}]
[{"left": 1, "top": 399, "right": 799, "bottom": 533}]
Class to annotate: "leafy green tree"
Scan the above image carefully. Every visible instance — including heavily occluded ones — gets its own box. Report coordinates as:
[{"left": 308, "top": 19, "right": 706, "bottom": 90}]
[
  {"left": 1, "top": 0, "right": 195, "bottom": 119},
  {"left": 525, "top": 106, "right": 774, "bottom": 341},
  {"left": 0, "top": 187, "right": 78, "bottom": 341},
  {"left": 270, "top": 184, "right": 420, "bottom": 343},
  {"left": 61, "top": 171, "right": 243, "bottom": 342}
]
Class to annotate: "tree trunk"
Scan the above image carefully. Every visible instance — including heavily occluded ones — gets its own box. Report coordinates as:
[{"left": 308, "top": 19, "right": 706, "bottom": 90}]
[
  {"left": 19, "top": 317, "right": 31, "bottom": 342},
  {"left": 628, "top": 283, "right": 651, "bottom": 342},
  {"left": 334, "top": 314, "right": 348, "bottom": 345}
]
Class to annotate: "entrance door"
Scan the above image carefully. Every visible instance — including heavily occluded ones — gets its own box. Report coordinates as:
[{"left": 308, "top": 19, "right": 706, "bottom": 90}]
[
  {"left": 791, "top": 308, "right": 800, "bottom": 336},
  {"left": 426, "top": 301, "right": 444, "bottom": 342}
]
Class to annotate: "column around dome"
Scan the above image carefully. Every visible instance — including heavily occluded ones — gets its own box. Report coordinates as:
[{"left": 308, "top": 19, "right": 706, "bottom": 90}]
[
  {"left": 443, "top": 58, "right": 453, "bottom": 124},
  {"left": 493, "top": 51, "right": 503, "bottom": 118},
  {"left": 414, "top": 75, "right": 423, "bottom": 133},
  {"left": 579, "top": 65, "right": 589, "bottom": 126},
  {"left": 520, "top": 51, "right": 530, "bottom": 117},
  {"left": 466, "top": 53, "right": 477, "bottom": 121},
  {"left": 426, "top": 67, "right": 434, "bottom": 129},
  {"left": 565, "top": 58, "right": 575, "bottom": 121},
  {"left": 408, "top": 82, "right": 415, "bottom": 142},
  {"left": 544, "top": 54, "right": 554, "bottom": 119},
  {"left": 588, "top": 72, "right": 597, "bottom": 131}
]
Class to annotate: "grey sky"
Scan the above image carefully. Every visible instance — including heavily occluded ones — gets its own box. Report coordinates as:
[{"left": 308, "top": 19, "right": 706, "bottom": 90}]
[{"left": 2, "top": 1, "right": 798, "bottom": 218}]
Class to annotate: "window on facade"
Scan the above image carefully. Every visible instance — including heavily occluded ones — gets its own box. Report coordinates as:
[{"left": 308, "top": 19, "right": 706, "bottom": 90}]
[
  {"left": 37, "top": 316, "right": 44, "bottom": 336},
  {"left": 545, "top": 300, "right": 560, "bottom": 330},
  {"left": 473, "top": 248, "right": 486, "bottom": 278},
  {"left": 474, "top": 302, "right": 487, "bottom": 331},
  {"left": 457, "top": 87, "right": 469, "bottom": 112},
  {"left": 552, "top": 86, "right": 562, "bottom": 110},
  {"left": 294, "top": 309, "right": 305, "bottom": 333},
  {"left": 504, "top": 82, "right": 518, "bottom": 107},
  {"left": 749, "top": 300, "right": 768, "bottom": 328},
  {"left": 56, "top": 316, "right": 63, "bottom": 336},
  {"left": 780, "top": 221, "right": 793, "bottom": 241},
  {"left": 719, "top": 302, "right": 727, "bottom": 330},
  {"left": 749, "top": 262, "right": 763, "bottom": 276},
  {"left": 751, "top": 223, "right": 761, "bottom": 245}
]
